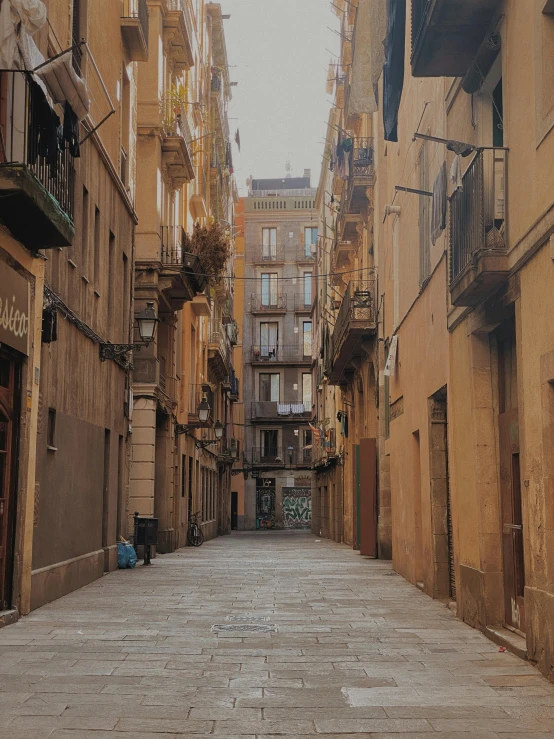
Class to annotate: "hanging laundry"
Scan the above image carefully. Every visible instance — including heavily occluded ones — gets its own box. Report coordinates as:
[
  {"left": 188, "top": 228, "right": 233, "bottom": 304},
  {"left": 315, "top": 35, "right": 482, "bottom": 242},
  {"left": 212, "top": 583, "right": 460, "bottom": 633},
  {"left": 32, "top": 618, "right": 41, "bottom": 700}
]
[
  {"left": 446, "top": 139, "right": 476, "bottom": 157},
  {"left": 450, "top": 155, "right": 463, "bottom": 192},
  {"left": 431, "top": 161, "right": 447, "bottom": 245},
  {"left": 63, "top": 101, "right": 80, "bottom": 157},
  {"left": 383, "top": 0, "right": 406, "bottom": 142}
]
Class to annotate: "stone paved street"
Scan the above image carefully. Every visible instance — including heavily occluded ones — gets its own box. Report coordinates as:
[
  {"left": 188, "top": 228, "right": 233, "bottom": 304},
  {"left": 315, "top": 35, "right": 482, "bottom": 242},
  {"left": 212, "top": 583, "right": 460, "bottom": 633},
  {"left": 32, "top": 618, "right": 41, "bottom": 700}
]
[{"left": 1, "top": 532, "right": 554, "bottom": 738}]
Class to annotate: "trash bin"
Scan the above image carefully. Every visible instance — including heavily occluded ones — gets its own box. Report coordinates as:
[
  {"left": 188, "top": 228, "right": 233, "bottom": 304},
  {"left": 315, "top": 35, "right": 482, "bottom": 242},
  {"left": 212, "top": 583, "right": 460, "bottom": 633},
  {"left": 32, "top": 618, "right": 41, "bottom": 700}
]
[{"left": 133, "top": 512, "right": 159, "bottom": 565}]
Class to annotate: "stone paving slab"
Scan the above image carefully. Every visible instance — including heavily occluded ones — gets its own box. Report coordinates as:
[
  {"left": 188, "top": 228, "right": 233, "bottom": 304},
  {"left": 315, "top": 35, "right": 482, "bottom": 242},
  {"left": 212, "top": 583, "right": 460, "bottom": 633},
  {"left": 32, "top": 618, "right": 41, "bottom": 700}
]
[{"left": 1, "top": 531, "right": 554, "bottom": 736}]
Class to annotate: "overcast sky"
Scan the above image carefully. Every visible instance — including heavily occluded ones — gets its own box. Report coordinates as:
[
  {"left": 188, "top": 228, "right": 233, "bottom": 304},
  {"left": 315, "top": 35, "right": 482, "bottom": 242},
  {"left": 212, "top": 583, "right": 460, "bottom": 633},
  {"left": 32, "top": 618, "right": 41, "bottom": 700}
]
[{"left": 223, "top": 0, "right": 340, "bottom": 193}]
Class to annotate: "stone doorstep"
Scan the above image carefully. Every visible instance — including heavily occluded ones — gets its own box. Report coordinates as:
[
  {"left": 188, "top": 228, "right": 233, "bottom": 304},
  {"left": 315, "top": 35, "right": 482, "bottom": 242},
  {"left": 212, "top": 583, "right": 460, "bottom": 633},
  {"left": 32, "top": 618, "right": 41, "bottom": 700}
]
[
  {"left": 0, "top": 609, "right": 19, "bottom": 629},
  {"left": 485, "top": 625, "right": 528, "bottom": 661}
]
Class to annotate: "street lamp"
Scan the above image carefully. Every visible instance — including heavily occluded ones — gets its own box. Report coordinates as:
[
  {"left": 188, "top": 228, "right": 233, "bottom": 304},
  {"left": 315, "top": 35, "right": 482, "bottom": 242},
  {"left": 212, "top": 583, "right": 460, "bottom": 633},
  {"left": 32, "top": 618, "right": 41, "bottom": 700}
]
[
  {"left": 100, "top": 302, "right": 160, "bottom": 362},
  {"left": 175, "top": 396, "right": 213, "bottom": 436},
  {"left": 196, "top": 420, "right": 224, "bottom": 450},
  {"left": 287, "top": 445, "right": 294, "bottom": 464},
  {"left": 214, "top": 420, "right": 224, "bottom": 439},
  {"left": 198, "top": 396, "right": 211, "bottom": 423}
]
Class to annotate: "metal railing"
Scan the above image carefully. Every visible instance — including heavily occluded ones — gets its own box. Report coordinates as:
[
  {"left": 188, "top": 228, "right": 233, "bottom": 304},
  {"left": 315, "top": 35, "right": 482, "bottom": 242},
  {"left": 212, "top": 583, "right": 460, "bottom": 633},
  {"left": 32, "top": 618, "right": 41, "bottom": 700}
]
[
  {"left": 247, "top": 245, "right": 285, "bottom": 263},
  {"left": 333, "top": 277, "right": 377, "bottom": 354},
  {"left": 209, "top": 319, "right": 232, "bottom": 370},
  {"left": 122, "top": 0, "right": 149, "bottom": 42},
  {"left": 294, "top": 293, "right": 313, "bottom": 311},
  {"left": 0, "top": 73, "right": 75, "bottom": 221},
  {"left": 166, "top": 0, "right": 194, "bottom": 40},
  {"left": 250, "top": 345, "right": 311, "bottom": 362},
  {"left": 162, "top": 97, "right": 193, "bottom": 146},
  {"left": 297, "top": 244, "right": 316, "bottom": 261},
  {"left": 161, "top": 225, "right": 186, "bottom": 265},
  {"left": 251, "top": 293, "right": 287, "bottom": 311},
  {"left": 348, "top": 137, "right": 374, "bottom": 181},
  {"left": 251, "top": 401, "right": 310, "bottom": 419},
  {"left": 250, "top": 447, "right": 311, "bottom": 465},
  {"left": 449, "top": 148, "right": 507, "bottom": 285}
]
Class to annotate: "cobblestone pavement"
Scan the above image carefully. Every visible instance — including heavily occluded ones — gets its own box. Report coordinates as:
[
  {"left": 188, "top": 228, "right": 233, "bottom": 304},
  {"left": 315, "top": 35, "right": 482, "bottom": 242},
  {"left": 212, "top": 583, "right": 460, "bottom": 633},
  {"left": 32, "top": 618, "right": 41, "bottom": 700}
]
[{"left": 1, "top": 532, "right": 554, "bottom": 738}]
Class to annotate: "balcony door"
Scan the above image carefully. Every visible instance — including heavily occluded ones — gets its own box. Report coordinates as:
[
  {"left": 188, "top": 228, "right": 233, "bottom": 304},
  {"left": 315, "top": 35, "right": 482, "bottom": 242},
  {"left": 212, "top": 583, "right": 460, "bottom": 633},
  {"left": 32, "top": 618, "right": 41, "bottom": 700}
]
[
  {"left": 303, "top": 321, "right": 312, "bottom": 357},
  {"left": 261, "top": 273, "right": 278, "bottom": 307},
  {"left": 496, "top": 319, "right": 525, "bottom": 633},
  {"left": 303, "top": 272, "right": 312, "bottom": 307},
  {"left": 261, "top": 430, "right": 278, "bottom": 460},
  {"left": 262, "top": 228, "right": 277, "bottom": 260},
  {"left": 0, "top": 349, "right": 19, "bottom": 611},
  {"left": 260, "top": 373, "right": 279, "bottom": 402},
  {"left": 260, "top": 322, "right": 278, "bottom": 358},
  {"left": 304, "top": 227, "right": 317, "bottom": 257}
]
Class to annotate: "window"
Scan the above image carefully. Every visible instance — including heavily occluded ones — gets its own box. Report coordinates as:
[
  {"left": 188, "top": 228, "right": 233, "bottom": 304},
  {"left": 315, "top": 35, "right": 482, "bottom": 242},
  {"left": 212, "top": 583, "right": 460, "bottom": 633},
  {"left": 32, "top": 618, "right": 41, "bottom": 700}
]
[
  {"left": 262, "top": 227, "right": 277, "bottom": 260},
  {"left": 260, "top": 322, "right": 278, "bottom": 358},
  {"left": 303, "top": 321, "right": 312, "bottom": 357},
  {"left": 261, "top": 273, "right": 278, "bottom": 306},
  {"left": 303, "top": 272, "right": 312, "bottom": 306},
  {"left": 47, "top": 408, "right": 56, "bottom": 449},
  {"left": 262, "top": 429, "right": 278, "bottom": 459},
  {"left": 304, "top": 226, "right": 318, "bottom": 257},
  {"left": 302, "top": 373, "right": 312, "bottom": 409},
  {"left": 260, "top": 373, "right": 280, "bottom": 402}
]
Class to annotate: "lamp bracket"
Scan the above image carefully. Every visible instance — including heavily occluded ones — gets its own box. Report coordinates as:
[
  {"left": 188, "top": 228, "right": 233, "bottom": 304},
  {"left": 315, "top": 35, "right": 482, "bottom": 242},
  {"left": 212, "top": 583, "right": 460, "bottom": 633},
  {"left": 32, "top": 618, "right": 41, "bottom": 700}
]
[{"left": 100, "top": 343, "right": 144, "bottom": 362}]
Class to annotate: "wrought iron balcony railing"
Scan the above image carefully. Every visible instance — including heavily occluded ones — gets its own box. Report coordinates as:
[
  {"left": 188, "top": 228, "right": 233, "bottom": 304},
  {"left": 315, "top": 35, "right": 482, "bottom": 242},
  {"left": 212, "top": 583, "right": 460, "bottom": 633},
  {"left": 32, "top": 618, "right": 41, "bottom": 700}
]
[
  {"left": 250, "top": 447, "right": 312, "bottom": 465},
  {"left": 250, "top": 345, "right": 311, "bottom": 363},
  {"left": 449, "top": 148, "right": 507, "bottom": 286},
  {"left": 121, "top": 0, "right": 149, "bottom": 61},
  {"left": 247, "top": 245, "right": 285, "bottom": 263},
  {"left": 250, "top": 293, "right": 287, "bottom": 311},
  {"left": 333, "top": 278, "right": 377, "bottom": 355},
  {"left": 251, "top": 401, "right": 311, "bottom": 420}
]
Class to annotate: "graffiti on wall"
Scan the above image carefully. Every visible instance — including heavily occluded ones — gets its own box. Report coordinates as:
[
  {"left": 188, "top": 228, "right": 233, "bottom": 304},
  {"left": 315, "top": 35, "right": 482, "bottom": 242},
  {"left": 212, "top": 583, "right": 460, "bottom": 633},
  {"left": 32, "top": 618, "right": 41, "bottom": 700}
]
[{"left": 282, "top": 488, "right": 312, "bottom": 529}]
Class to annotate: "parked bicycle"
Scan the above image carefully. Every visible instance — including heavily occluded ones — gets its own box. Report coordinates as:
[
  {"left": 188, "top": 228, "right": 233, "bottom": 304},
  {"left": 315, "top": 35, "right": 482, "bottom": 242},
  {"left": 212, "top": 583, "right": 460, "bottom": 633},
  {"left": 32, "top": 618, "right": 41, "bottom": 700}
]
[{"left": 187, "top": 511, "right": 204, "bottom": 547}]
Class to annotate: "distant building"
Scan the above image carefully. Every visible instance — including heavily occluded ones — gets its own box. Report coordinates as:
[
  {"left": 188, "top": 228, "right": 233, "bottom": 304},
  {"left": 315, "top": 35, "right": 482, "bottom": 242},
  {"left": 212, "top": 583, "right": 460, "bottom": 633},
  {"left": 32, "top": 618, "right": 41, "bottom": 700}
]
[{"left": 240, "top": 174, "right": 317, "bottom": 530}]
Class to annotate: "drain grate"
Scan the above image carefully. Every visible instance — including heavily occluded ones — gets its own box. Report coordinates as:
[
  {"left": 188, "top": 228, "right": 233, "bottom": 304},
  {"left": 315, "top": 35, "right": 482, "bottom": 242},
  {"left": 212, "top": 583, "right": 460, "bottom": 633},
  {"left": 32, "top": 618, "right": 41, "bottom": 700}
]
[
  {"left": 226, "top": 615, "right": 270, "bottom": 623},
  {"left": 211, "top": 623, "right": 277, "bottom": 634}
]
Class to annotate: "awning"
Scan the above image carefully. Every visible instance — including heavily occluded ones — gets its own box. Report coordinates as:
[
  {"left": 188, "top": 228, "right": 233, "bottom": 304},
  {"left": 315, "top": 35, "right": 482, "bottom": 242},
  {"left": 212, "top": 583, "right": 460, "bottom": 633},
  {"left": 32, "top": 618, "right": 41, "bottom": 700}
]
[{"left": 35, "top": 51, "right": 90, "bottom": 121}]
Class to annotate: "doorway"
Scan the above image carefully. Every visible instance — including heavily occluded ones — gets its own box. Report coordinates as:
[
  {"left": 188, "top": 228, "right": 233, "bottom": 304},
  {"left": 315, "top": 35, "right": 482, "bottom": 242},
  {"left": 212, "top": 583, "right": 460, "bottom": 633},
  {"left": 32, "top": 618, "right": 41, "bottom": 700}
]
[
  {"left": 496, "top": 319, "right": 525, "bottom": 633},
  {"left": 256, "top": 477, "right": 275, "bottom": 529},
  {"left": 231, "top": 491, "right": 238, "bottom": 530},
  {"left": 0, "top": 348, "right": 20, "bottom": 611}
]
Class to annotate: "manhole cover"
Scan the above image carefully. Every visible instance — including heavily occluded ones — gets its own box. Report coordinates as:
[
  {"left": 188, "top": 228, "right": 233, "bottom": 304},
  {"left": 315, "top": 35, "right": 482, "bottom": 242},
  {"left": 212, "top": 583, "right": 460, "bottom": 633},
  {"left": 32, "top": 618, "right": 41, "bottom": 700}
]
[
  {"left": 226, "top": 615, "right": 270, "bottom": 622},
  {"left": 211, "top": 623, "right": 277, "bottom": 634}
]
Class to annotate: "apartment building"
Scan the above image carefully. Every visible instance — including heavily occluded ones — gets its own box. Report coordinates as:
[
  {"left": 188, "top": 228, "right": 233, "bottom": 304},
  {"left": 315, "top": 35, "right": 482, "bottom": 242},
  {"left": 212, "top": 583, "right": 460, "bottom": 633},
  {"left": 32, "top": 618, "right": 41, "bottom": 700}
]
[
  {"left": 241, "top": 175, "right": 316, "bottom": 530},
  {"left": 312, "top": 0, "right": 390, "bottom": 557},
  {"left": 315, "top": 0, "right": 554, "bottom": 683},
  {"left": 0, "top": 0, "right": 144, "bottom": 615},
  {"left": 130, "top": 0, "right": 238, "bottom": 549}
]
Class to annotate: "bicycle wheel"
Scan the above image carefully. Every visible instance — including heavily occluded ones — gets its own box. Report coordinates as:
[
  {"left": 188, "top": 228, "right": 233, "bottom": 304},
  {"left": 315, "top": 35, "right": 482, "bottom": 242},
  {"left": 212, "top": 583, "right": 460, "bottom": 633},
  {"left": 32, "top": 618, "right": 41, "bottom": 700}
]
[{"left": 187, "top": 525, "right": 204, "bottom": 547}]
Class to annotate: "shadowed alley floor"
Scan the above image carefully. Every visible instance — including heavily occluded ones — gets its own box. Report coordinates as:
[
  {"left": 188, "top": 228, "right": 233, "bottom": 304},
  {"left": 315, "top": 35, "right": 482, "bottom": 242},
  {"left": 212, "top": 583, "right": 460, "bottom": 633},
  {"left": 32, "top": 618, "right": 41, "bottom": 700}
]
[{"left": 1, "top": 531, "right": 554, "bottom": 738}]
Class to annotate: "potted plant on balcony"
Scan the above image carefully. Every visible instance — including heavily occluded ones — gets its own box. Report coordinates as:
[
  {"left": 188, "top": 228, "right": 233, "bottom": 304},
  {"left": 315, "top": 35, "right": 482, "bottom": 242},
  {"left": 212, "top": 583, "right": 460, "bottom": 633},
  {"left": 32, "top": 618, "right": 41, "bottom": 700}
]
[{"left": 182, "top": 221, "right": 230, "bottom": 289}]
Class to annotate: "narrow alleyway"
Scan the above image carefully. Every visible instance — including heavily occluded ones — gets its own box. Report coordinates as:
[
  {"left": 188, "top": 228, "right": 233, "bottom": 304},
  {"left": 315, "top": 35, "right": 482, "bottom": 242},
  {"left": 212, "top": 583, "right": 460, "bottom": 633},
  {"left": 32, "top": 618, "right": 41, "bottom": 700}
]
[{"left": 1, "top": 533, "right": 553, "bottom": 738}]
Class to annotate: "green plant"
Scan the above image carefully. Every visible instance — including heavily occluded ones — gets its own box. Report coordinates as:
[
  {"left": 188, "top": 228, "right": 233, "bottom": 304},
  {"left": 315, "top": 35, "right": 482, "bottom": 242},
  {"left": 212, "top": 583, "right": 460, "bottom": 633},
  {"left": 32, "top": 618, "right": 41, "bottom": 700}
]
[{"left": 183, "top": 222, "right": 230, "bottom": 285}]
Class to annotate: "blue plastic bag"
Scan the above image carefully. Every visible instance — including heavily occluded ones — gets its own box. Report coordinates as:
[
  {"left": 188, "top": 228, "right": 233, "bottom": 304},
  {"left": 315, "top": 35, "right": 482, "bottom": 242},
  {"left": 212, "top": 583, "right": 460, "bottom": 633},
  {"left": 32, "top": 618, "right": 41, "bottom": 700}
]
[{"left": 117, "top": 541, "right": 137, "bottom": 569}]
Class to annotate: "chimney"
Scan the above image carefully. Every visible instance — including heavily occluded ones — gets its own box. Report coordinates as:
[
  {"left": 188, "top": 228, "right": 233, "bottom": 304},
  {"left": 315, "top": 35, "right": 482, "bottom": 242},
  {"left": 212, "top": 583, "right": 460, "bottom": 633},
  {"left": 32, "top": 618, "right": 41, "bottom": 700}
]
[{"left": 304, "top": 169, "right": 311, "bottom": 180}]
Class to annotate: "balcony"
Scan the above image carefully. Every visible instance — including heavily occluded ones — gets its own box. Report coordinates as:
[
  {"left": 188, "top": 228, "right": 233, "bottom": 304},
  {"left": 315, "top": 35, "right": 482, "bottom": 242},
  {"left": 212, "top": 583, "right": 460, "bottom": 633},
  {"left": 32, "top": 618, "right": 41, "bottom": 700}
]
[
  {"left": 161, "top": 99, "right": 194, "bottom": 188},
  {"left": 345, "top": 138, "right": 374, "bottom": 215},
  {"left": 449, "top": 149, "right": 508, "bottom": 307},
  {"left": 297, "top": 244, "right": 316, "bottom": 262},
  {"left": 328, "top": 277, "right": 377, "bottom": 384},
  {"left": 250, "top": 293, "right": 287, "bottom": 313},
  {"left": 251, "top": 402, "right": 311, "bottom": 421},
  {"left": 188, "top": 383, "right": 214, "bottom": 427},
  {"left": 121, "top": 0, "right": 149, "bottom": 62},
  {"left": 164, "top": 0, "right": 194, "bottom": 71},
  {"left": 0, "top": 74, "right": 75, "bottom": 249},
  {"left": 160, "top": 226, "right": 207, "bottom": 309},
  {"left": 313, "top": 437, "right": 337, "bottom": 469},
  {"left": 294, "top": 293, "right": 313, "bottom": 313},
  {"left": 208, "top": 319, "right": 233, "bottom": 380},
  {"left": 211, "top": 74, "right": 230, "bottom": 141},
  {"left": 411, "top": 0, "right": 503, "bottom": 78},
  {"left": 247, "top": 245, "right": 285, "bottom": 263},
  {"left": 250, "top": 447, "right": 312, "bottom": 467},
  {"left": 250, "top": 345, "right": 311, "bottom": 364},
  {"left": 229, "top": 373, "right": 240, "bottom": 402}
]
